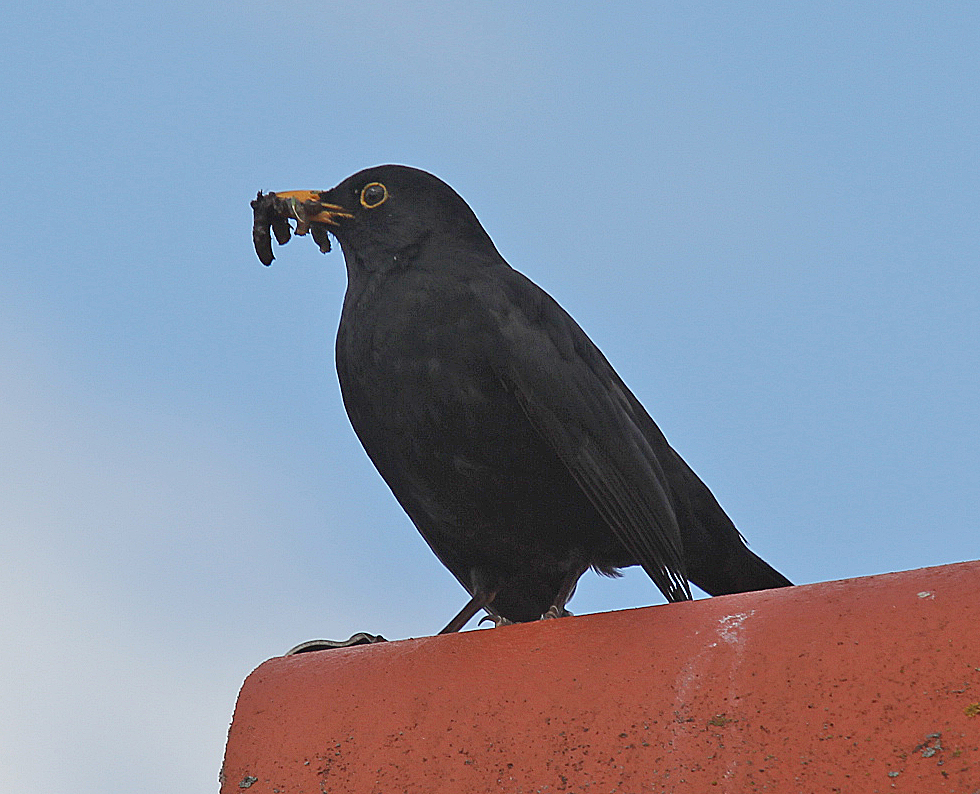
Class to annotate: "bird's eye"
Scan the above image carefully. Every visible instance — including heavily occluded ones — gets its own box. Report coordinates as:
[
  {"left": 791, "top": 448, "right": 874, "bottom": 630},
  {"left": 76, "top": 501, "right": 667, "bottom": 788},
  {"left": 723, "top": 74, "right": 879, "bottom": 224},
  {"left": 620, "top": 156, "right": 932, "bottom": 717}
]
[{"left": 360, "top": 182, "right": 388, "bottom": 208}]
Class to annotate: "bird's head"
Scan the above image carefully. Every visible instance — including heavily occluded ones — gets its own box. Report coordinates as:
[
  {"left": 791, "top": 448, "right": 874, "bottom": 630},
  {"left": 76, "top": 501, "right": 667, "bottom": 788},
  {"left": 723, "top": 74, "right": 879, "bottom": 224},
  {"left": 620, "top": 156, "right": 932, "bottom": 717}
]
[{"left": 252, "top": 165, "right": 499, "bottom": 272}]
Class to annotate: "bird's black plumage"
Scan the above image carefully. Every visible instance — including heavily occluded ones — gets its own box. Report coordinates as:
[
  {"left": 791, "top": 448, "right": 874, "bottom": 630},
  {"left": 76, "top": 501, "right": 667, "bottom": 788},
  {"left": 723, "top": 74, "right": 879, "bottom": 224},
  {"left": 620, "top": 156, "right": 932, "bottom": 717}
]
[{"left": 253, "top": 165, "right": 791, "bottom": 632}]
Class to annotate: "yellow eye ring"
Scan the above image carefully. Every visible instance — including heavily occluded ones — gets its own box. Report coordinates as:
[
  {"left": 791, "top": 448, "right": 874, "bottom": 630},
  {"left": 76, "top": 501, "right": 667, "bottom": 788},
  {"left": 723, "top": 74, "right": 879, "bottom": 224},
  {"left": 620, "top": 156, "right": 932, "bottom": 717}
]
[{"left": 360, "top": 182, "right": 388, "bottom": 208}]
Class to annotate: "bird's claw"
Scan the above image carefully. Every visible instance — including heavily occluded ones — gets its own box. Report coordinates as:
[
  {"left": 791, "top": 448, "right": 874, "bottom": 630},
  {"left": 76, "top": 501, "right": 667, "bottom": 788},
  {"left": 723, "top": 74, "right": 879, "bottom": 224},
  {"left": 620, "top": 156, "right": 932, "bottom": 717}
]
[
  {"left": 475, "top": 608, "right": 570, "bottom": 627},
  {"left": 478, "top": 613, "right": 514, "bottom": 628}
]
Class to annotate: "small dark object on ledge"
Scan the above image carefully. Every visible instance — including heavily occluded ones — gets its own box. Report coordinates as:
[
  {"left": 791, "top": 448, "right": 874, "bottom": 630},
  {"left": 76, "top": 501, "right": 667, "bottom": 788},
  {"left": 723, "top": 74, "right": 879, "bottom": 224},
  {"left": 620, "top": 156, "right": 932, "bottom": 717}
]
[{"left": 285, "top": 633, "right": 388, "bottom": 655}]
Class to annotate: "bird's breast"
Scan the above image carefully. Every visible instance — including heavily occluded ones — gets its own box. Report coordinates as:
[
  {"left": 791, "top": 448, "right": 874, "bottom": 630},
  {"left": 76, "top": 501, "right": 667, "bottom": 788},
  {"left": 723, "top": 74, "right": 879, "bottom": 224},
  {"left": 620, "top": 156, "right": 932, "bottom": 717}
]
[{"left": 336, "top": 274, "right": 509, "bottom": 450}]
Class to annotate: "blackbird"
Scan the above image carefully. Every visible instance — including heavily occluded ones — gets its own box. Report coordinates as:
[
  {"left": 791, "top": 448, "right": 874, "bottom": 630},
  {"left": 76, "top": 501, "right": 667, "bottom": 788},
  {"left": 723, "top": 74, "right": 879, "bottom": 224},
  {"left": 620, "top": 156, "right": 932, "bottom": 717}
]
[{"left": 252, "top": 165, "right": 791, "bottom": 633}]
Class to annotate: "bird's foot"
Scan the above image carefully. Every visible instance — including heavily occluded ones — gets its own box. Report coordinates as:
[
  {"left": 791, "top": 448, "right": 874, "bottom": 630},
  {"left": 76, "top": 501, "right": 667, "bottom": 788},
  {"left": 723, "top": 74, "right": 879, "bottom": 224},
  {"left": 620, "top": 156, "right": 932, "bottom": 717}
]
[
  {"left": 542, "top": 605, "right": 573, "bottom": 620},
  {"left": 478, "top": 614, "right": 514, "bottom": 628}
]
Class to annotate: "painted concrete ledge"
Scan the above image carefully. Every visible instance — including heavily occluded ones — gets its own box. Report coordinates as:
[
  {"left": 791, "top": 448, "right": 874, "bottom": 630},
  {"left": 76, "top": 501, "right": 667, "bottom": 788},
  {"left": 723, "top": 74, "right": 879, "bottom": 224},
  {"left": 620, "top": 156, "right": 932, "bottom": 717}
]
[{"left": 221, "top": 561, "right": 980, "bottom": 793}]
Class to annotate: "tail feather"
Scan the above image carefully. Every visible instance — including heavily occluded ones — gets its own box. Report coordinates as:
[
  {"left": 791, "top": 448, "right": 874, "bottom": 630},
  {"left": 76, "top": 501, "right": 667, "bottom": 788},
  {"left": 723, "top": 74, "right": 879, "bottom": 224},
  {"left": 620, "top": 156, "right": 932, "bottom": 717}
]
[{"left": 689, "top": 545, "right": 792, "bottom": 596}]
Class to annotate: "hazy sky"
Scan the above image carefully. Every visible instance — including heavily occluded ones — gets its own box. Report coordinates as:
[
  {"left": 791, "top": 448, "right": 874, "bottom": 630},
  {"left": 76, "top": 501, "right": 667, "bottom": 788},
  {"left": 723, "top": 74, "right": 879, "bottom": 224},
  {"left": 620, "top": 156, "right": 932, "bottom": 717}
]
[{"left": 2, "top": 3, "right": 977, "bottom": 791}]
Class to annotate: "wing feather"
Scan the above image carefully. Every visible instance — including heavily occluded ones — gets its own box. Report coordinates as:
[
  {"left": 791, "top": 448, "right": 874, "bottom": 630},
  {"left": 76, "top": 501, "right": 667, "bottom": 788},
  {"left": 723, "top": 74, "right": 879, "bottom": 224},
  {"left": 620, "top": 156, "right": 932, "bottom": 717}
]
[{"left": 482, "top": 272, "right": 692, "bottom": 602}]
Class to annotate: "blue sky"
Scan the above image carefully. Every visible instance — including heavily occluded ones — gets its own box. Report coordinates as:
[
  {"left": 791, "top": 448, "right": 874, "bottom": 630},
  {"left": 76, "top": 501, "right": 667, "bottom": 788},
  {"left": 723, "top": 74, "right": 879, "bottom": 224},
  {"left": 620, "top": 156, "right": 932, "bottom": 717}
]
[{"left": 2, "top": 2, "right": 977, "bottom": 791}]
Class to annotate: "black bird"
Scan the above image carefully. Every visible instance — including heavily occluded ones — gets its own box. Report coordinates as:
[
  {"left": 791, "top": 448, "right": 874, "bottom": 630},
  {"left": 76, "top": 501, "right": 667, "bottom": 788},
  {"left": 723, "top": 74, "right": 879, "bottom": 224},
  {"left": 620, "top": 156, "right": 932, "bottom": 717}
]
[{"left": 252, "top": 165, "right": 791, "bottom": 633}]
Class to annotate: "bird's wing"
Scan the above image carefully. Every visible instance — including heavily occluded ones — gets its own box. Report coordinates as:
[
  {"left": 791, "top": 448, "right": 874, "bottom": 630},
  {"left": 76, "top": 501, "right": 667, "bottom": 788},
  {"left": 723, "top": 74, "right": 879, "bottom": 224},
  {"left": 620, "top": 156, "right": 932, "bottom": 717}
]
[{"left": 478, "top": 271, "right": 692, "bottom": 602}]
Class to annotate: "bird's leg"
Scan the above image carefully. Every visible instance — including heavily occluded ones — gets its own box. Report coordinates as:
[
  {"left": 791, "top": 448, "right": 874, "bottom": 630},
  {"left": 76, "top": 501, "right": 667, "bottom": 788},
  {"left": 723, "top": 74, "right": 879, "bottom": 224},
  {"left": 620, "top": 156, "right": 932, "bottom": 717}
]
[
  {"left": 438, "top": 589, "right": 497, "bottom": 634},
  {"left": 542, "top": 565, "right": 588, "bottom": 620}
]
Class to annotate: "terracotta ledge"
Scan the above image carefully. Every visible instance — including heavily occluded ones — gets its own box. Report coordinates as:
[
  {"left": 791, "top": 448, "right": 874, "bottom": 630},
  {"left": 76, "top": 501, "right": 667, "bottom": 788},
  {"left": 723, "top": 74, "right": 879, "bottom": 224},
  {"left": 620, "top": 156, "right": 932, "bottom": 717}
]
[{"left": 222, "top": 560, "right": 980, "bottom": 793}]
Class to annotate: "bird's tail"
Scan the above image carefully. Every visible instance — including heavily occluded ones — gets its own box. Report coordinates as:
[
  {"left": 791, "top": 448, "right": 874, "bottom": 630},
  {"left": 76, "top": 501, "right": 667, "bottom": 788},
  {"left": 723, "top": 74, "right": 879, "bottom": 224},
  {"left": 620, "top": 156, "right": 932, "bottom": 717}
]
[{"left": 689, "top": 545, "right": 792, "bottom": 597}]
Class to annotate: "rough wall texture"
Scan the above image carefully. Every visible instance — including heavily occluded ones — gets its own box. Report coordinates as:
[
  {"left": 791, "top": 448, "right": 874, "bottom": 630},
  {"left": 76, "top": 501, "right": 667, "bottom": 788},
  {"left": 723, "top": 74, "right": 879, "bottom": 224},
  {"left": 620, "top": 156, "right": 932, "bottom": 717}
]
[{"left": 222, "top": 561, "right": 980, "bottom": 793}]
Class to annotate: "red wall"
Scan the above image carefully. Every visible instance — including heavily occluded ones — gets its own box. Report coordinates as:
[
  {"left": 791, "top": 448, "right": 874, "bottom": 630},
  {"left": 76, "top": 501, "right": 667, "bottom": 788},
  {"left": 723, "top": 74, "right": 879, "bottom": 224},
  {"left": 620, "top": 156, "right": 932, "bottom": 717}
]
[{"left": 222, "top": 561, "right": 980, "bottom": 792}]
